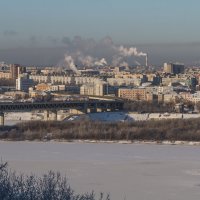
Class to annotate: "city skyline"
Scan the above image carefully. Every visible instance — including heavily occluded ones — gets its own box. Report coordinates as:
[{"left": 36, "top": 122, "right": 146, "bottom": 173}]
[{"left": 0, "top": 0, "right": 200, "bottom": 65}]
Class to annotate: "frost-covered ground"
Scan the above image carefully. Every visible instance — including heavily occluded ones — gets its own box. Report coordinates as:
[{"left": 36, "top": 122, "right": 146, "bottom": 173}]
[
  {"left": 4, "top": 111, "right": 200, "bottom": 125},
  {"left": 0, "top": 141, "right": 200, "bottom": 200},
  {"left": 77, "top": 112, "right": 200, "bottom": 122},
  {"left": 4, "top": 112, "right": 43, "bottom": 125}
]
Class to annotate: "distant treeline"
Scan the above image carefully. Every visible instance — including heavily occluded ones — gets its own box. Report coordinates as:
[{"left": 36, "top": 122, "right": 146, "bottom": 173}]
[
  {"left": 1, "top": 118, "right": 200, "bottom": 141},
  {"left": 0, "top": 162, "right": 110, "bottom": 200}
]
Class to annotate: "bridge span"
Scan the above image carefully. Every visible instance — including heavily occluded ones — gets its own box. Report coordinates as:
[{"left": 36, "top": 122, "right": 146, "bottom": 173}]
[{"left": 0, "top": 100, "right": 124, "bottom": 126}]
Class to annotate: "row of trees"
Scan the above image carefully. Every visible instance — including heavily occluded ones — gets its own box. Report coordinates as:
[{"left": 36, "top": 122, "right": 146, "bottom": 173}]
[{"left": 1, "top": 118, "right": 200, "bottom": 141}]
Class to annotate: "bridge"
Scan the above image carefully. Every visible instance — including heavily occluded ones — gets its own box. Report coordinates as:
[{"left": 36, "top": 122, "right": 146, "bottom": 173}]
[{"left": 0, "top": 100, "right": 124, "bottom": 125}]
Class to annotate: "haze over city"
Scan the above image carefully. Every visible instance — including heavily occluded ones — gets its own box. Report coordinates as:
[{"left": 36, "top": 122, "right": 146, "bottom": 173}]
[
  {"left": 2, "top": 1, "right": 200, "bottom": 200},
  {"left": 1, "top": 0, "right": 200, "bottom": 66}
]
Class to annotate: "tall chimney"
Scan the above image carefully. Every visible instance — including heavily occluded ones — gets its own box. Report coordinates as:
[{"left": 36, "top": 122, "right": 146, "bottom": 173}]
[{"left": 145, "top": 54, "right": 148, "bottom": 67}]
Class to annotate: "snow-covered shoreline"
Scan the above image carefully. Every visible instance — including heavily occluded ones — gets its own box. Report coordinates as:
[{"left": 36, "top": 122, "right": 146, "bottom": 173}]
[
  {"left": 1, "top": 139, "right": 200, "bottom": 146},
  {"left": 4, "top": 111, "right": 200, "bottom": 126}
]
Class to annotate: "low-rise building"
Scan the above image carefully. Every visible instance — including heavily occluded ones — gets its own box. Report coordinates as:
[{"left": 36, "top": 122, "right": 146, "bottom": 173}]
[
  {"left": 35, "top": 83, "right": 51, "bottom": 91},
  {"left": 35, "top": 83, "right": 65, "bottom": 92},
  {"left": 4, "top": 91, "right": 28, "bottom": 99}
]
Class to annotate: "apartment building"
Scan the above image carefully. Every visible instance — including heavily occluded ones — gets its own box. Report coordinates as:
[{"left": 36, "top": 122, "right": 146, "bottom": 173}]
[
  {"left": 118, "top": 88, "right": 146, "bottom": 101},
  {"left": 80, "top": 82, "right": 108, "bottom": 96},
  {"left": 164, "top": 63, "right": 185, "bottom": 74},
  {"left": 0, "top": 63, "right": 24, "bottom": 80},
  {"left": 29, "top": 75, "right": 101, "bottom": 85}
]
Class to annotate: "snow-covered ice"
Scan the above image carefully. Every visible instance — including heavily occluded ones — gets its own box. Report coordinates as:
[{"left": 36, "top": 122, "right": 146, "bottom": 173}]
[{"left": 1, "top": 141, "right": 200, "bottom": 200}]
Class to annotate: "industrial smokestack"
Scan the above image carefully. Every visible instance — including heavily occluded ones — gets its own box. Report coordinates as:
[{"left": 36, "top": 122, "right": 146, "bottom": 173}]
[{"left": 145, "top": 54, "right": 148, "bottom": 67}]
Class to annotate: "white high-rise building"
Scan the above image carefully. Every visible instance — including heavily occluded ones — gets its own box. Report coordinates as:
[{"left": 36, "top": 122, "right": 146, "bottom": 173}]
[{"left": 16, "top": 75, "right": 34, "bottom": 92}]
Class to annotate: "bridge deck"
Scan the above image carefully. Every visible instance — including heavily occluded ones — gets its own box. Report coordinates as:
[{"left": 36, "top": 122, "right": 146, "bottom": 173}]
[{"left": 0, "top": 100, "right": 124, "bottom": 112}]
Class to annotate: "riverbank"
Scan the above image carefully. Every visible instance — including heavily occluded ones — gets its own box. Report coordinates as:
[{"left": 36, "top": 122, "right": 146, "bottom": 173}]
[
  {"left": 1, "top": 139, "right": 200, "bottom": 147},
  {"left": 1, "top": 118, "right": 200, "bottom": 142}
]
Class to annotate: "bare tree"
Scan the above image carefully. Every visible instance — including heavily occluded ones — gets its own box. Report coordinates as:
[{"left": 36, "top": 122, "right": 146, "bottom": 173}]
[{"left": 0, "top": 161, "right": 110, "bottom": 200}]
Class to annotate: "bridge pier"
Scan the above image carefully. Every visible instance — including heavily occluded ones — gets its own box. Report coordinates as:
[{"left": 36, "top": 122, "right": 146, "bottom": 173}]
[
  {"left": 102, "top": 108, "right": 107, "bottom": 112},
  {"left": 44, "top": 110, "right": 58, "bottom": 121},
  {"left": 44, "top": 110, "right": 50, "bottom": 121},
  {"left": 69, "top": 109, "right": 85, "bottom": 115},
  {"left": 93, "top": 103, "right": 97, "bottom": 113},
  {"left": 91, "top": 108, "right": 97, "bottom": 113},
  {"left": 86, "top": 103, "right": 97, "bottom": 113},
  {"left": 83, "top": 103, "right": 88, "bottom": 114},
  {"left": 96, "top": 108, "right": 101, "bottom": 112},
  {"left": 0, "top": 112, "right": 4, "bottom": 126},
  {"left": 50, "top": 110, "right": 57, "bottom": 121},
  {"left": 86, "top": 108, "right": 90, "bottom": 113}
]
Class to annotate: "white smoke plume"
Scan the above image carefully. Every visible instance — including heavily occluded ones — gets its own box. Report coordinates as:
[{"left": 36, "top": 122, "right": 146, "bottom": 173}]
[
  {"left": 64, "top": 55, "right": 81, "bottom": 75},
  {"left": 78, "top": 55, "right": 94, "bottom": 67},
  {"left": 112, "top": 56, "right": 123, "bottom": 66},
  {"left": 134, "top": 60, "right": 141, "bottom": 65},
  {"left": 117, "top": 46, "right": 147, "bottom": 57},
  {"left": 119, "top": 61, "right": 129, "bottom": 68},
  {"left": 59, "top": 36, "right": 147, "bottom": 72},
  {"left": 77, "top": 53, "right": 107, "bottom": 66},
  {"left": 94, "top": 58, "right": 107, "bottom": 66}
]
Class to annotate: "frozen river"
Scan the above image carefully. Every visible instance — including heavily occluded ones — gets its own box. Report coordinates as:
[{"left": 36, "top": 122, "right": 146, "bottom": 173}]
[{"left": 0, "top": 141, "right": 200, "bottom": 200}]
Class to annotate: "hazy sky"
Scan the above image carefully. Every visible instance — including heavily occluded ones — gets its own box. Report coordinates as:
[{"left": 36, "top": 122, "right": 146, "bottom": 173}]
[{"left": 0, "top": 0, "right": 200, "bottom": 65}]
